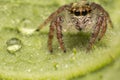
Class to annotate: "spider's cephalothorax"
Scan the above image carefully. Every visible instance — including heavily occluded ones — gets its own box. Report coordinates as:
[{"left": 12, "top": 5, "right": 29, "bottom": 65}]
[
  {"left": 36, "top": 0, "right": 113, "bottom": 53},
  {"left": 70, "top": 1, "right": 92, "bottom": 16},
  {"left": 68, "top": 1, "right": 93, "bottom": 31}
]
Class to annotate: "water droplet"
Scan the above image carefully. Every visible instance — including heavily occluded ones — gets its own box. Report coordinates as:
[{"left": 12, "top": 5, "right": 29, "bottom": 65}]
[
  {"left": 17, "top": 19, "right": 35, "bottom": 35},
  {"left": 6, "top": 38, "right": 22, "bottom": 54}
]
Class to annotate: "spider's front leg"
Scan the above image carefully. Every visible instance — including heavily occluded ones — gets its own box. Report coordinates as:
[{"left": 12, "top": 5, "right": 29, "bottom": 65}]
[
  {"left": 87, "top": 16, "right": 103, "bottom": 52},
  {"left": 56, "top": 16, "right": 66, "bottom": 53},
  {"left": 91, "top": 2, "right": 113, "bottom": 28},
  {"left": 48, "top": 21, "right": 55, "bottom": 53},
  {"left": 91, "top": 3, "right": 113, "bottom": 41},
  {"left": 98, "top": 16, "right": 107, "bottom": 41},
  {"left": 36, "top": 5, "right": 69, "bottom": 31},
  {"left": 48, "top": 16, "right": 66, "bottom": 53}
]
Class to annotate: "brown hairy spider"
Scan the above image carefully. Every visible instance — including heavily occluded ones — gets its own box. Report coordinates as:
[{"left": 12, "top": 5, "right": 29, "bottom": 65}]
[{"left": 36, "top": 0, "right": 113, "bottom": 53}]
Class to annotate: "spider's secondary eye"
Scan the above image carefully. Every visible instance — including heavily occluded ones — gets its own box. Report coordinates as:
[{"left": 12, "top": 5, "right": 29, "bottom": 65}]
[
  {"left": 74, "top": 11, "right": 80, "bottom": 16},
  {"left": 82, "top": 10, "right": 88, "bottom": 16}
]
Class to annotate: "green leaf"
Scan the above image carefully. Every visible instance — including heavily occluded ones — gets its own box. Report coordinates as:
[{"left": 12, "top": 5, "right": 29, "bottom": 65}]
[{"left": 0, "top": 0, "right": 120, "bottom": 80}]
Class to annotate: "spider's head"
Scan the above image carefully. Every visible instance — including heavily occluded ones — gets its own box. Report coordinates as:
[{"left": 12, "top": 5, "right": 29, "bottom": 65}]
[
  {"left": 70, "top": 0, "right": 91, "bottom": 16},
  {"left": 68, "top": 0, "right": 92, "bottom": 31}
]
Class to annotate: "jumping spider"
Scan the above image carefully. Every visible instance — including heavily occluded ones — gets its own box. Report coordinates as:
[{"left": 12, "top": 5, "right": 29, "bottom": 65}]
[{"left": 36, "top": 0, "right": 113, "bottom": 53}]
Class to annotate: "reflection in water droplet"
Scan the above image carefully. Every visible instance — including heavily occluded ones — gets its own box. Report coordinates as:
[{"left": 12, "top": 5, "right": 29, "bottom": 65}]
[{"left": 6, "top": 38, "right": 22, "bottom": 54}]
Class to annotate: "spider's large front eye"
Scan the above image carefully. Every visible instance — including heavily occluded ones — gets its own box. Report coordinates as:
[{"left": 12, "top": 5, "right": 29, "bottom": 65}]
[
  {"left": 82, "top": 10, "right": 88, "bottom": 16},
  {"left": 74, "top": 11, "right": 80, "bottom": 16}
]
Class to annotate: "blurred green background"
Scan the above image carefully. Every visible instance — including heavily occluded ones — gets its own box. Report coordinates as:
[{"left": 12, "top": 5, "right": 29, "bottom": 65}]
[{"left": 0, "top": 0, "right": 120, "bottom": 80}]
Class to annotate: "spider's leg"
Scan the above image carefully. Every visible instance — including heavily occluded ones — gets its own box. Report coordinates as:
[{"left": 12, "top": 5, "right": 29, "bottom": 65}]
[
  {"left": 36, "top": 5, "right": 70, "bottom": 31},
  {"left": 56, "top": 16, "right": 66, "bottom": 53},
  {"left": 91, "top": 2, "right": 113, "bottom": 28},
  {"left": 48, "top": 21, "right": 55, "bottom": 53},
  {"left": 102, "top": 8, "right": 113, "bottom": 28},
  {"left": 106, "top": 13, "right": 113, "bottom": 28},
  {"left": 87, "top": 16, "right": 103, "bottom": 52},
  {"left": 98, "top": 17, "right": 107, "bottom": 41}
]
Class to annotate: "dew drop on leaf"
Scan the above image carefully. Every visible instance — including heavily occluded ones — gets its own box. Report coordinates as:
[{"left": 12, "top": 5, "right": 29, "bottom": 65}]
[
  {"left": 17, "top": 19, "right": 35, "bottom": 35},
  {"left": 6, "top": 38, "right": 22, "bottom": 54}
]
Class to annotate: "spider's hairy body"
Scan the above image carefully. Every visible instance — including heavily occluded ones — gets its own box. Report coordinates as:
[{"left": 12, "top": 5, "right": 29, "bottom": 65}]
[{"left": 36, "top": 0, "right": 113, "bottom": 53}]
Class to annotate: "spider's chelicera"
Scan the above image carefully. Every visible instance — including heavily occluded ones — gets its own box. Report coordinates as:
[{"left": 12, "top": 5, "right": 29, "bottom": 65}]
[{"left": 36, "top": 0, "right": 113, "bottom": 53}]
